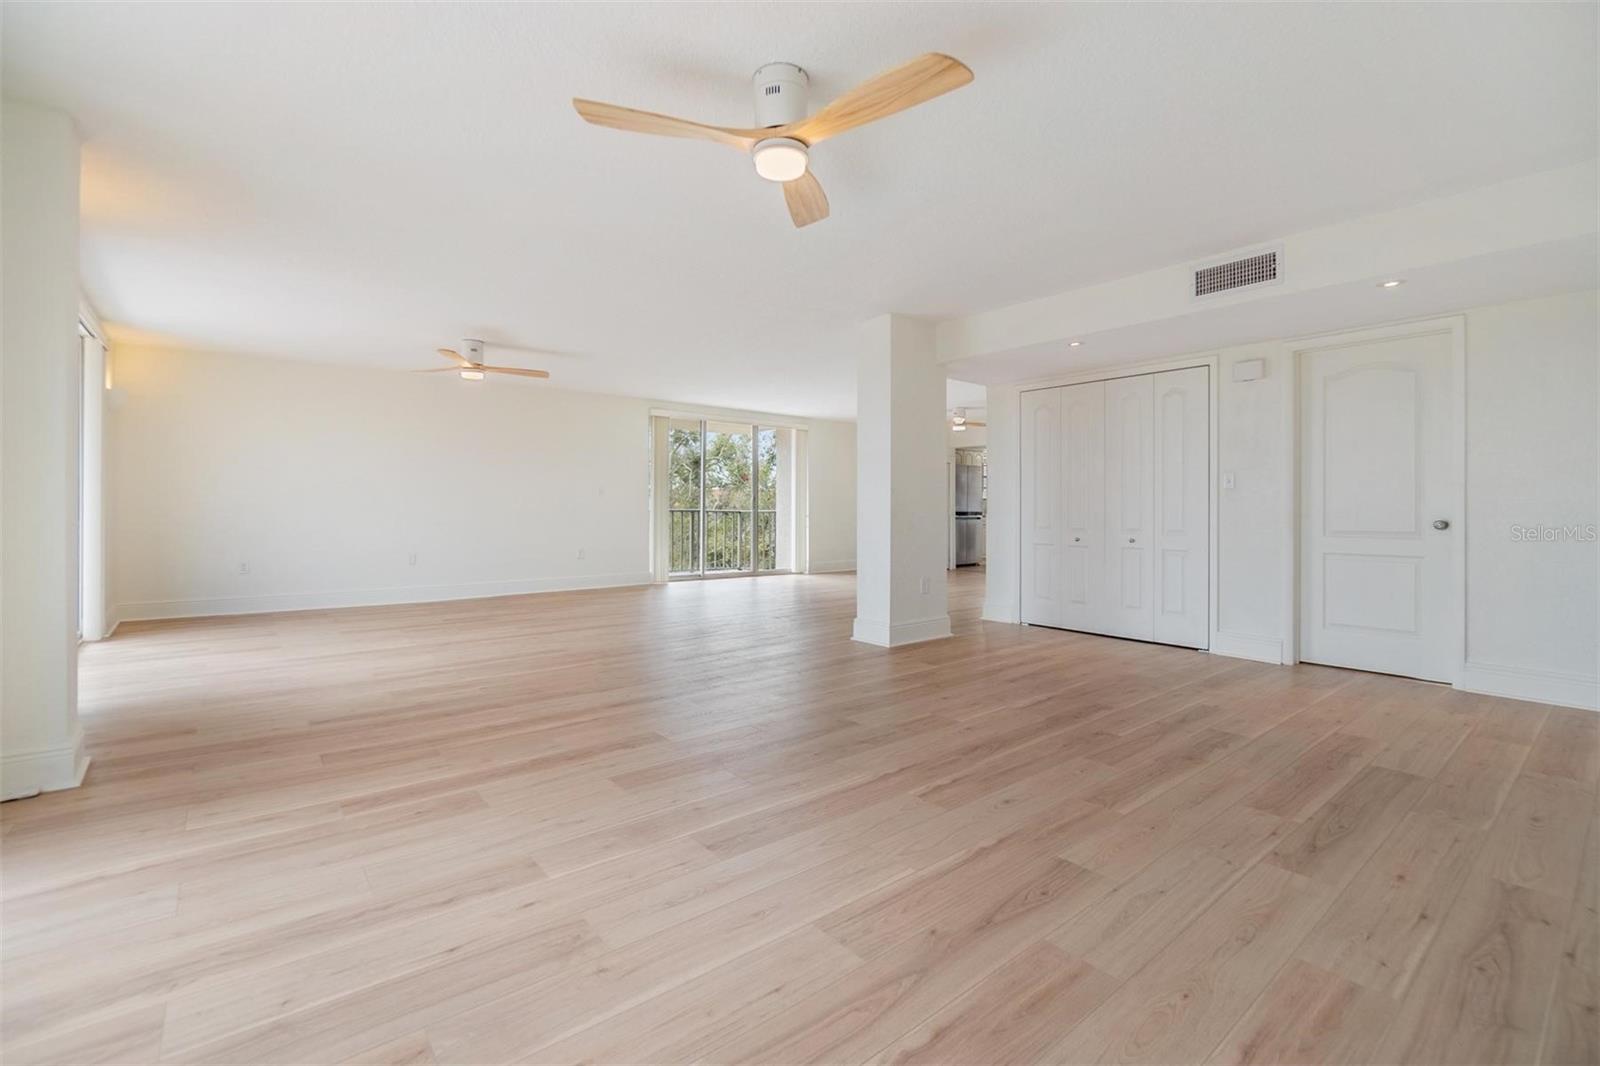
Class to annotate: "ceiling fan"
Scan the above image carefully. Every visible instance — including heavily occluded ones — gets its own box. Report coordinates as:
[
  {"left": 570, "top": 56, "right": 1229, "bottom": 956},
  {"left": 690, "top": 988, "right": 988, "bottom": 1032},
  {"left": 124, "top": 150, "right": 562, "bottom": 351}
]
[
  {"left": 416, "top": 340, "right": 550, "bottom": 382},
  {"left": 950, "top": 408, "right": 986, "bottom": 432},
  {"left": 572, "top": 52, "right": 973, "bottom": 228}
]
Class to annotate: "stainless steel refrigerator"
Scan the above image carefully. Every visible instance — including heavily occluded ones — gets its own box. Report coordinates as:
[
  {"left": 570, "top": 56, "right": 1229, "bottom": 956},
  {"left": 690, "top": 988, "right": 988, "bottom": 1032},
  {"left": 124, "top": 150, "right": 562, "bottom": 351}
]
[{"left": 955, "top": 465, "right": 985, "bottom": 566}]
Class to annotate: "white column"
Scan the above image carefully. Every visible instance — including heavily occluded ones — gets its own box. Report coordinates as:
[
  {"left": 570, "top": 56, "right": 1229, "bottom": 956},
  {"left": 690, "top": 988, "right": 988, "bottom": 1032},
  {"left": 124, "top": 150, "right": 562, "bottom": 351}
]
[
  {"left": 1, "top": 100, "right": 89, "bottom": 799},
  {"left": 852, "top": 314, "right": 951, "bottom": 646},
  {"left": 981, "top": 383, "right": 1021, "bottom": 623}
]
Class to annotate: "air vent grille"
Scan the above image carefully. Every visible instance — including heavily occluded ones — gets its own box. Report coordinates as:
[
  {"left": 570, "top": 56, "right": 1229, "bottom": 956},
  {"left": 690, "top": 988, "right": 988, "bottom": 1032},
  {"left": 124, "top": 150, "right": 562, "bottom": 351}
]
[
  {"left": 1194, "top": 250, "right": 1278, "bottom": 297},
  {"left": 764, "top": 84, "right": 782, "bottom": 95}
]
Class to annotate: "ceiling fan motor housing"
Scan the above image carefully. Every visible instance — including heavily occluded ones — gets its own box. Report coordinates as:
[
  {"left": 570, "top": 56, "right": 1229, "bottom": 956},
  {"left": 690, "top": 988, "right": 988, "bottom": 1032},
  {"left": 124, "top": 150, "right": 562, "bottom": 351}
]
[
  {"left": 462, "top": 339, "right": 486, "bottom": 365},
  {"left": 752, "top": 62, "right": 808, "bottom": 128}
]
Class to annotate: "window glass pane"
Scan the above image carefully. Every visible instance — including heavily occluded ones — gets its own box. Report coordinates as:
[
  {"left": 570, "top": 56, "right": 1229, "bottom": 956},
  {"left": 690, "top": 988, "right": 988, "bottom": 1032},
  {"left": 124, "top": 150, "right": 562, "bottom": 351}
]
[
  {"left": 668, "top": 419, "right": 701, "bottom": 575},
  {"left": 704, "top": 421, "right": 752, "bottom": 572},
  {"left": 757, "top": 427, "right": 778, "bottom": 570}
]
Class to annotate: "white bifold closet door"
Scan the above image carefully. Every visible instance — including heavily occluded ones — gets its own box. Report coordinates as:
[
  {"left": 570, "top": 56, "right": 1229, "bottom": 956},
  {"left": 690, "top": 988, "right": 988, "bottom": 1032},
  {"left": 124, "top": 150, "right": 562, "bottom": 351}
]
[
  {"left": 1104, "top": 374, "right": 1154, "bottom": 639},
  {"left": 1058, "top": 381, "right": 1105, "bottom": 633},
  {"left": 1020, "top": 366, "right": 1208, "bottom": 649}
]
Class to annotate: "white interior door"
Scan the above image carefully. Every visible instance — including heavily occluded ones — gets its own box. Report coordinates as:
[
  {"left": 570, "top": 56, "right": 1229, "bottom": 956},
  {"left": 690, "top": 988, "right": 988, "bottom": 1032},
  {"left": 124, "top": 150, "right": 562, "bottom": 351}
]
[
  {"left": 1020, "top": 387, "right": 1062, "bottom": 626},
  {"left": 1301, "top": 331, "right": 1457, "bottom": 681},
  {"left": 1058, "top": 380, "right": 1105, "bottom": 633},
  {"left": 1103, "top": 373, "right": 1155, "bottom": 639},
  {"left": 1152, "top": 366, "right": 1209, "bottom": 649}
]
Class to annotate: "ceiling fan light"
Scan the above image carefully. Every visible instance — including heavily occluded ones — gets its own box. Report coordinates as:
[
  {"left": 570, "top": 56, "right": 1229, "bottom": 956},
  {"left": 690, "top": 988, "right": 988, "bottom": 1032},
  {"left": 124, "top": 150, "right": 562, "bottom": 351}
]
[
  {"left": 751, "top": 138, "right": 809, "bottom": 182},
  {"left": 459, "top": 368, "right": 485, "bottom": 381},
  {"left": 952, "top": 422, "right": 967, "bottom": 432}
]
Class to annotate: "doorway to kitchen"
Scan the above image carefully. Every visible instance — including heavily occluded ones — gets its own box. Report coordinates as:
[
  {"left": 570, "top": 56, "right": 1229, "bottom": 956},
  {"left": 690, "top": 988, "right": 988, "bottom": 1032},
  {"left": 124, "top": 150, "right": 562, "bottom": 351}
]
[{"left": 954, "top": 447, "right": 987, "bottom": 568}]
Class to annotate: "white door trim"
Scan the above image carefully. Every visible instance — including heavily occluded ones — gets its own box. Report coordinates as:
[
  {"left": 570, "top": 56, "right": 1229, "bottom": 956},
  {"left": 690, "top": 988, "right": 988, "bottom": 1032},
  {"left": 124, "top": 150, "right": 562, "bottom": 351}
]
[
  {"left": 1285, "top": 315, "right": 1467, "bottom": 683},
  {"left": 1015, "top": 354, "right": 1219, "bottom": 652}
]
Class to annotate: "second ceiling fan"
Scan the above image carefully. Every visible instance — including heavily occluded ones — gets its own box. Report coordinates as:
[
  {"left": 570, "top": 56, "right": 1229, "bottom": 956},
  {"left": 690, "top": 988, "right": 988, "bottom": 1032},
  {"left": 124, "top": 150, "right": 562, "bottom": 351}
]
[
  {"left": 951, "top": 408, "right": 985, "bottom": 432},
  {"left": 417, "top": 340, "right": 550, "bottom": 382},
  {"left": 573, "top": 52, "right": 973, "bottom": 228}
]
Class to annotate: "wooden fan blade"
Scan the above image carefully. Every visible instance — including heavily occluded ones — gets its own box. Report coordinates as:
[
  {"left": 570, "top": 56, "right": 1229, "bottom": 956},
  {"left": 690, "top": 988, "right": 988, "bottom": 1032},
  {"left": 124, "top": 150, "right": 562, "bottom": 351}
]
[
  {"left": 787, "top": 53, "right": 972, "bottom": 145},
  {"left": 437, "top": 348, "right": 467, "bottom": 364},
  {"left": 572, "top": 99, "right": 764, "bottom": 151},
  {"left": 965, "top": 420, "right": 987, "bottom": 427},
  {"left": 482, "top": 366, "right": 551, "bottom": 379},
  {"left": 782, "top": 171, "right": 829, "bottom": 228},
  {"left": 416, "top": 367, "right": 465, "bottom": 373}
]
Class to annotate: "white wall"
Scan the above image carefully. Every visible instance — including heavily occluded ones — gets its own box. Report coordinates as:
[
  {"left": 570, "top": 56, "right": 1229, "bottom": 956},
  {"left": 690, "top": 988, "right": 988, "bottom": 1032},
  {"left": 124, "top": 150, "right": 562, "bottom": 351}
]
[
  {"left": 805, "top": 419, "right": 857, "bottom": 573},
  {"left": 982, "top": 385, "right": 1018, "bottom": 621},
  {"left": 986, "top": 289, "right": 1599, "bottom": 708},
  {"left": 1461, "top": 291, "right": 1598, "bottom": 696},
  {"left": 79, "top": 331, "right": 109, "bottom": 641},
  {"left": 1, "top": 99, "right": 89, "bottom": 798},
  {"left": 1214, "top": 340, "right": 1293, "bottom": 662},
  {"left": 108, "top": 345, "right": 856, "bottom": 619}
]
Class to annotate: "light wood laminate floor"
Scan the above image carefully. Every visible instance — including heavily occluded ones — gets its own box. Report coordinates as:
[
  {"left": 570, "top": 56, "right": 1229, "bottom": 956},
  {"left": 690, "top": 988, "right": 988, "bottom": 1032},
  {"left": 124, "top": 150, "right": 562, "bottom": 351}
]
[{"left": 2, "top": 571, "right": 1595, "bottom": 1065}]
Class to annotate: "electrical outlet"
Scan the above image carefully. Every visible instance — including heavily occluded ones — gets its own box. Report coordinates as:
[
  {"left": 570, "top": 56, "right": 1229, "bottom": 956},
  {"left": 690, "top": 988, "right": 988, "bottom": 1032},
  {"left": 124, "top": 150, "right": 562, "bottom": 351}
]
[
  {"left": 1223, "top": 472, "right": 1237, "bottom": 490},
  {"left": 408, "top": 552, "right": 418, "bottom": 566},
  {"left": 577, "top": 548, "right": 586, "bottom": 560},
  {"left": 237, "top": 561, "right": 250, "bottom": 575},
  {"left": 920, "top": 576, "right": 931, "bottom": 595}
]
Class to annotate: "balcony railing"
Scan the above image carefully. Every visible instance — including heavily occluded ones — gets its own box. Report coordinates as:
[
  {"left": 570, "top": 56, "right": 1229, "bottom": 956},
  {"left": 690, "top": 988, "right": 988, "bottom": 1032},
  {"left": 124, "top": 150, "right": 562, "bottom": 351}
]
[{"left": 671, "top": 508, "right": 778, "bottom": 574}]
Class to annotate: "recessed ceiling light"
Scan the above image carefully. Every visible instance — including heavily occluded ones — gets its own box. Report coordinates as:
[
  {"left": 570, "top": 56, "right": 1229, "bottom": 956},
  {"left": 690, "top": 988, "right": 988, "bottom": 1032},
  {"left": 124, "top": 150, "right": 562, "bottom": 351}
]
[
  {"left": 1069, "top": 340, "right": 1082, "bottom": 348},
  {"left": 1379, "top": 279, "right": 1405, "bottom": 289}
]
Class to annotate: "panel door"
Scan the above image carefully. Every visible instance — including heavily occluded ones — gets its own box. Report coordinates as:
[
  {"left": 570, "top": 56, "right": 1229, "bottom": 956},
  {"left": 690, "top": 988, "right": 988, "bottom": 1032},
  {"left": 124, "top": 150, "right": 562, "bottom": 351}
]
[
  {"left": 1019, "top": 387, "right": 1063, "bottom": 626},
  {"left": 1057, "top": 380, "right": 1106, "bottom": 634},
  {"left": 1300, "top": 331, "right": 1456, "bottom": 681},
  {"left": 1103, "top": 373, "right": 1155, "bottom": 639},
  {"left": 1152, "top": 366, "right": 1210, "bottom": 648}
]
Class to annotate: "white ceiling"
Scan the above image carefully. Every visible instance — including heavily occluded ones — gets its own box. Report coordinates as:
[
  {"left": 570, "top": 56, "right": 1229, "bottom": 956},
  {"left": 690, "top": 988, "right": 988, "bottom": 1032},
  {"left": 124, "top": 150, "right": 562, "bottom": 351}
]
[{"left": 5, "top": 2, "right": 1595, "bottom": 420}]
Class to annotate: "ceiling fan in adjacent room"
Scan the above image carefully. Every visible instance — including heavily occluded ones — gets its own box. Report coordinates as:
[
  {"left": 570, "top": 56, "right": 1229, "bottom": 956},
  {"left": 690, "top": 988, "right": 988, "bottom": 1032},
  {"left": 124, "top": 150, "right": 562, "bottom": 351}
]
[
  {"left": 416, "top": 340, "right": 550, "bottom": 382},
  {"left": 950, "top": 408, "right": 986, "bottom": 432},
  {"left": 572, "top": 52, "right": 973, "bottom": 228}
]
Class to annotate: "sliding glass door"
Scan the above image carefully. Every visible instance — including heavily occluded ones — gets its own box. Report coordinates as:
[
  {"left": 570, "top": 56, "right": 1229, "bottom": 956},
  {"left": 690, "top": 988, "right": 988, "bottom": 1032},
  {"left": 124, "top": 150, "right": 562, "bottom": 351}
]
[
  {"left": 704, "top": 421, "right": 753, "bottom": 573},
  {"left": 667, "top": 419, "right": 703, "bottom": 577},
  {"left": 666, "top": 419, "right": 791, "bottom": 578},
  {"left": 757, "top": 427, "right": 778, "bottom": 571}
]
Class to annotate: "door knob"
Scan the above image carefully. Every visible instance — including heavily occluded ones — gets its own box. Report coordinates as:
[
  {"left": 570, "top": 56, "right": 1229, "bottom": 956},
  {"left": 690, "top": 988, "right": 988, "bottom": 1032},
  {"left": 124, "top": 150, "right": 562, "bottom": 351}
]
[{"left": 1432, "top": 519, "right": 1450, "bottom": 530}]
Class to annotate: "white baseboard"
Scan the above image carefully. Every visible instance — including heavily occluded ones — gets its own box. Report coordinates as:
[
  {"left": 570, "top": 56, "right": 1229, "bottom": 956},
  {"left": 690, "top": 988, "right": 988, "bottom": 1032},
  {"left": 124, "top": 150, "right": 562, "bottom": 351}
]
[
  {"left": 980, "top": 599, "right": 1019, "bottom": 624},
  {"left": 1457, "top": 661, "right": 1598, "bottom": 711},
  {"left": 852, "top": 614, "right": 953, "bottom": 647},
  {"left": 1210, "top": 631, "right": 1286, "bottom": 665},
  {"left": 1, "top": 726, "right": 90, "bottom": 801},
  {"left": 115, "top": 571, "right": 656, "bottom": 623},
  {"left": 808, "top": 559, "right": 857, "bottom": 574}
]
